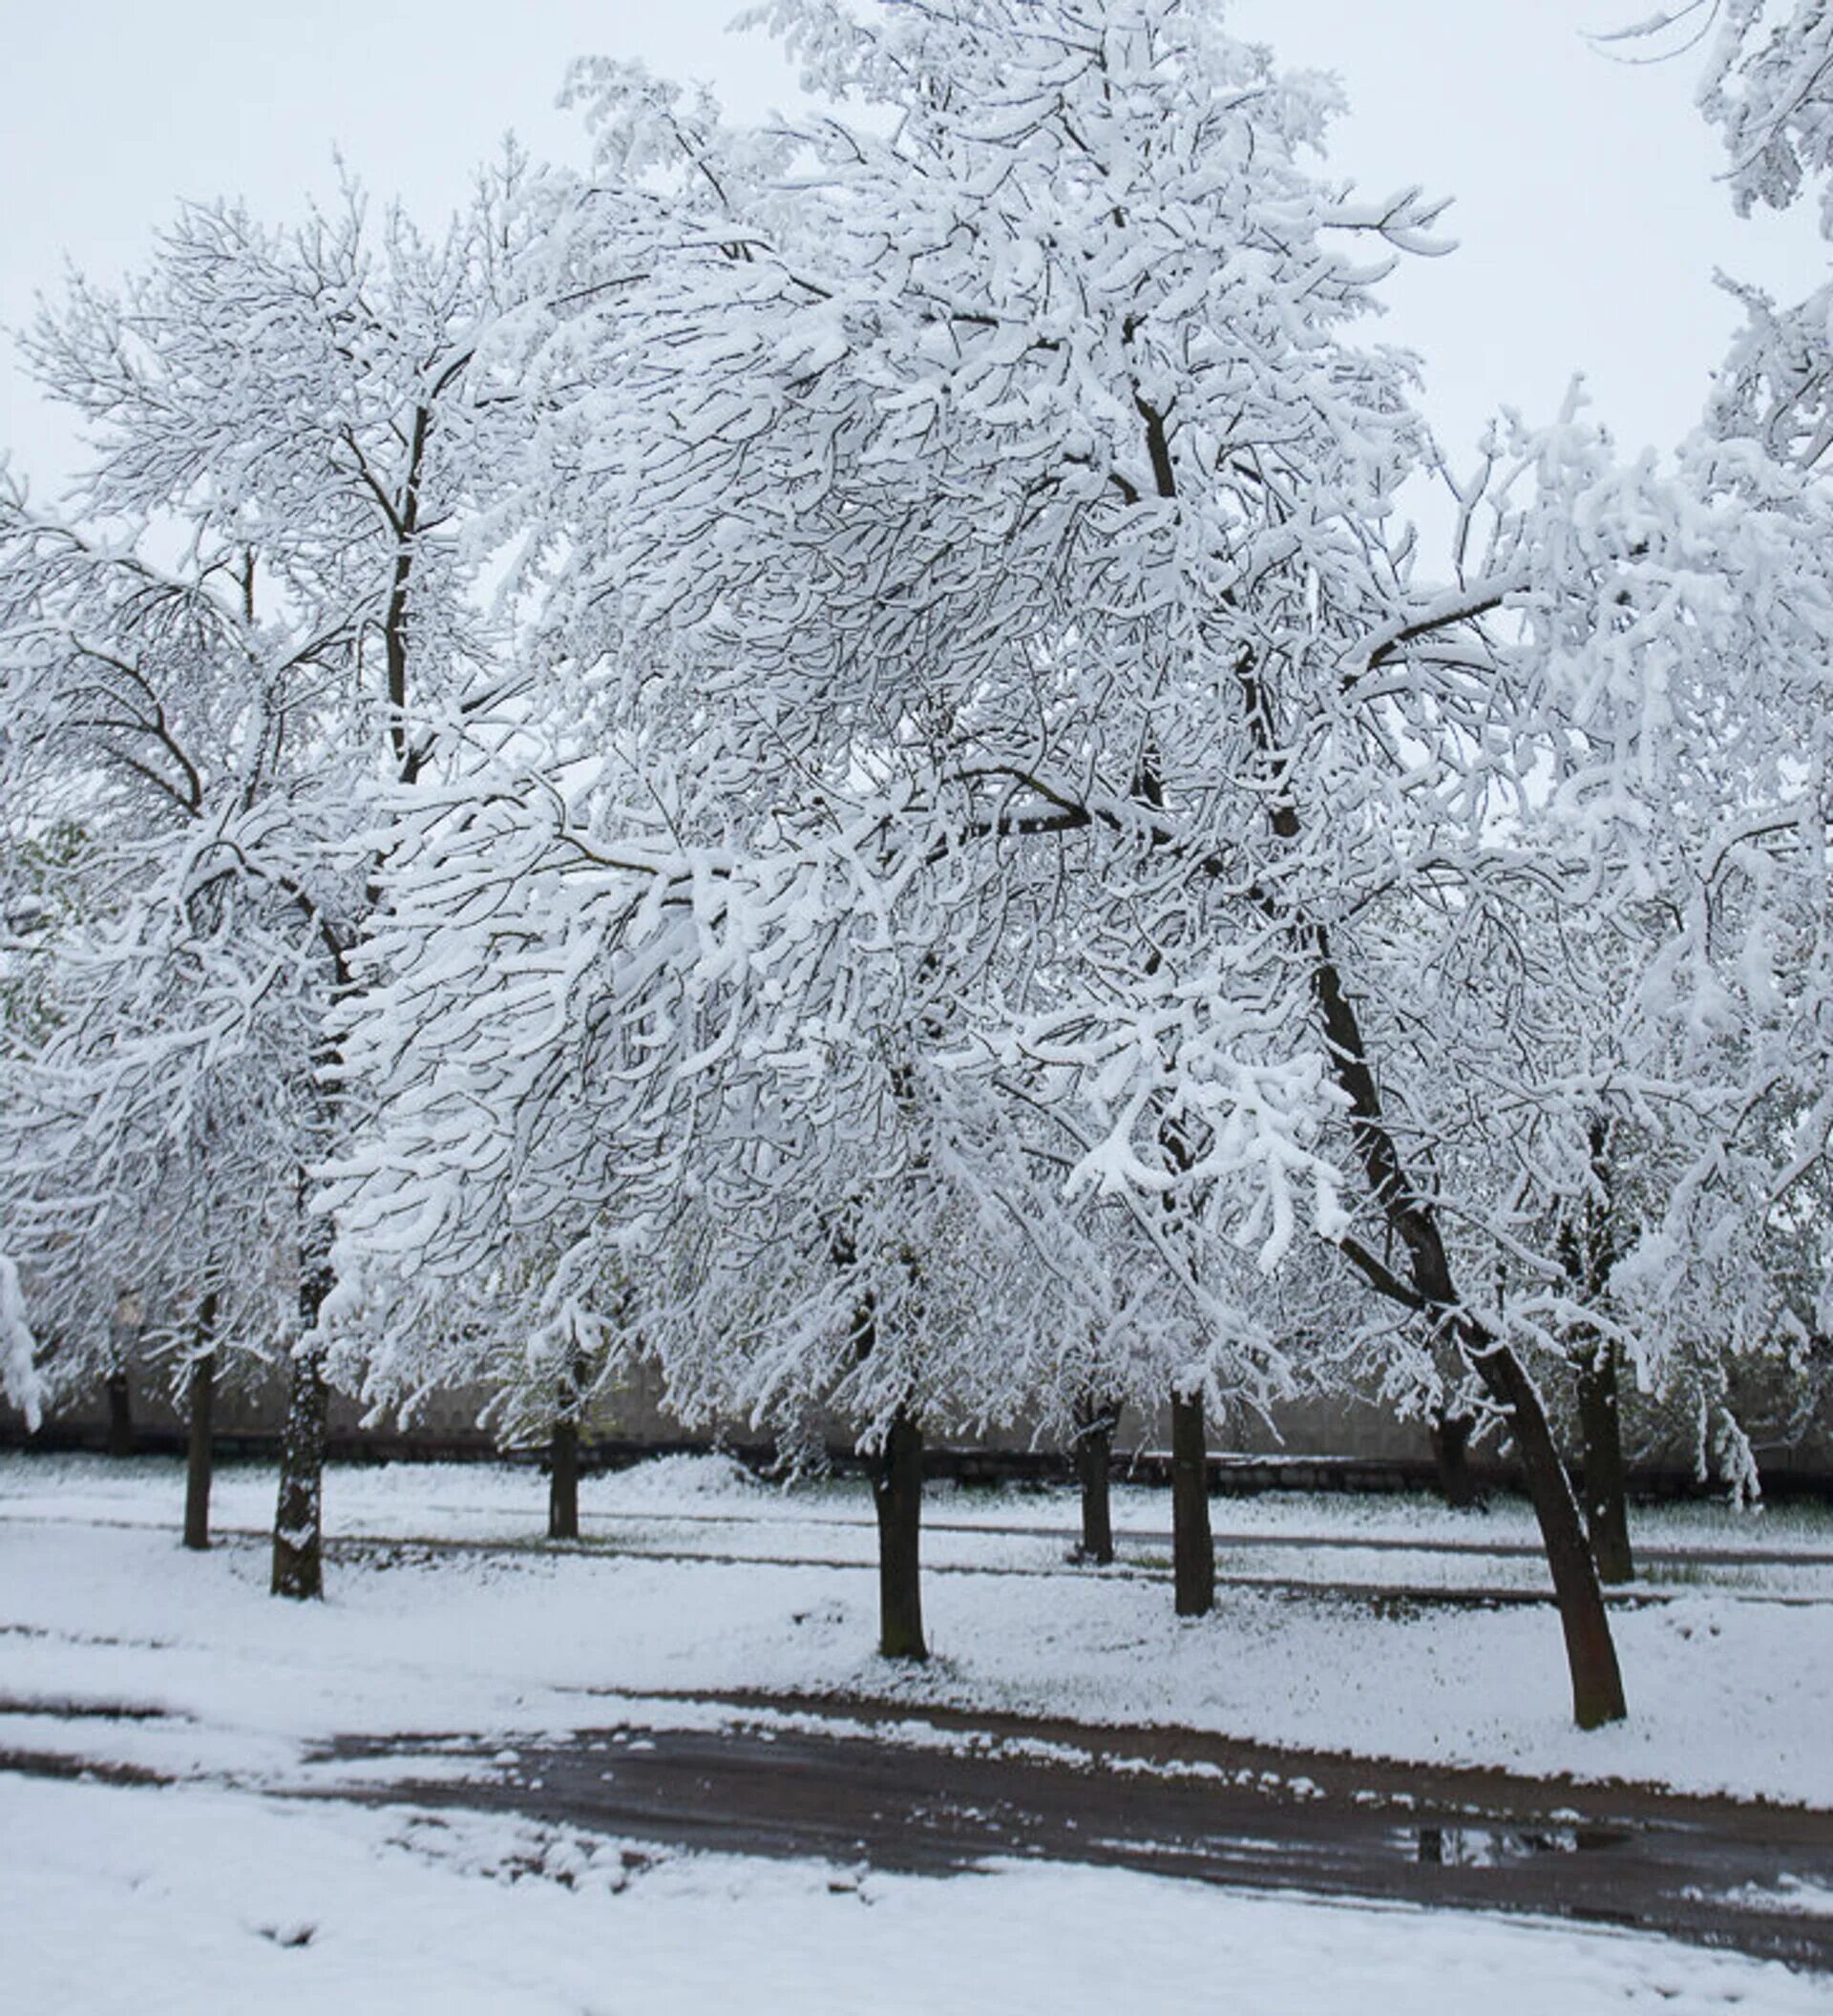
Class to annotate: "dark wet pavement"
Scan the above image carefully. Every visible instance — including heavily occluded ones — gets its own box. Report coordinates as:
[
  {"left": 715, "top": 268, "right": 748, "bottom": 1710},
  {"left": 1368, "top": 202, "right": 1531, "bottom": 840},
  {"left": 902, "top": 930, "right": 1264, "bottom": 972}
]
[{"left": 315, "top": 1693, "right": 1833, "bottom": 1973}]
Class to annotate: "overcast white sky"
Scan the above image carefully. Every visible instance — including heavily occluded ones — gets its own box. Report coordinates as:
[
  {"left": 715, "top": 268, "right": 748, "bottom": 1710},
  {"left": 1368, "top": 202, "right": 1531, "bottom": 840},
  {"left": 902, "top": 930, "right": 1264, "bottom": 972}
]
[{"left": 0, "top": 1, "right": 1817, "bottom": 499}]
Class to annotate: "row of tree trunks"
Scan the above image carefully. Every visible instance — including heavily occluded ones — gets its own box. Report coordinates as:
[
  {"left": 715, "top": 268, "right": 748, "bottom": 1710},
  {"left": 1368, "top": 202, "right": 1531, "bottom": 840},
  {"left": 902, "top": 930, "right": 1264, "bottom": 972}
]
[
  {"left": 872, "top": 1382, "right": 1210, "bottom": 1647},
  {"left": 175, "top": 1306, "right": 1625, "bottom": 1677},
  {"left": 182, "top": 1292, "right": 219, "bottom": 1552},
  {"left": 153, "top": 1300, "right": 1629, "bottom": 1630},
  {"left": 1080, "top": 1382, "right": 1622, "bottom": 1612}
]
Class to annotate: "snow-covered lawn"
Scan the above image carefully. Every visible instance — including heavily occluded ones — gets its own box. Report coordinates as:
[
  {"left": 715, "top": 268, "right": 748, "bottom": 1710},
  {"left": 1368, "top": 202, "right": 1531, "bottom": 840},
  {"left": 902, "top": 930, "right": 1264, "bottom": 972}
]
[
  {"left": 16, "top": 1443, "right": 1833, "bottom": 1544},
  {"left": 10, "top": 1446, "right": 1833, "bottom": 1586},
  {"left": 2, "top": 1450, "right": 1830, "bottom": 1798},
  {"left": 5, "top": 1450, "right": 1833, "bottom": 2013}
]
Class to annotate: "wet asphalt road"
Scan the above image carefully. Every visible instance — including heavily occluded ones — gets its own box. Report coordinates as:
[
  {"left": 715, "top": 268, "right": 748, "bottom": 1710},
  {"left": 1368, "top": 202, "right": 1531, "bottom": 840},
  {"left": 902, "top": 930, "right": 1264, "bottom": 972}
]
[{"left": 315, "top": 1693, "right": 1833, "bottom": 1974}]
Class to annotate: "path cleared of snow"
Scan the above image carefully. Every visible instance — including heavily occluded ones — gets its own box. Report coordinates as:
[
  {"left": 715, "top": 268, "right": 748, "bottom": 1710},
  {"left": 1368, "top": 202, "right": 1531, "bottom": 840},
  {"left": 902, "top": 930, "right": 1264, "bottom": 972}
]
[{"left": 8, "top": 1773, "right": 1830, "bottom": 2016}]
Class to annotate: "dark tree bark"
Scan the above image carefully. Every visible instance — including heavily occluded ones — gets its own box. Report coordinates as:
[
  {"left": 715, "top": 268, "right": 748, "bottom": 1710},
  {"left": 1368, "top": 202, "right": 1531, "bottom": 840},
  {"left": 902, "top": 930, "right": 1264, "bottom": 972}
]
[
  {"left": 1561, "top": 1119, "right": 1633, "bottom": 1586},
  {"left": 1430, "top": 1406, "right": 1479, "bottom": 1510},
  {"left": 270, "top": 1342, "right": 327, "bottom": 1599},
  {"left": 1071, "top": 1392, "right": 1121, "bottom": 1564},
  {"left": 870, "top": 1405, "right": 927, "bottom": 1660},
  {"left": 549, "top": 1416, "right": 580, "bottom": 1542},
  {"left": 271, "top": 1246, "right": 330, "bottom": 1601},
  {"left": 182, "top": 1292, "right": 219, "bottom": 1552},
  {"left": 105, "top": 1368, "right": 134, "bottom": 1459},
  {"left": 1463, "top": 1326, "right": 1625, "bottom": 1726},
  {"left": 1122, "top": 409, "right": 1621, "bottom": 1725},
  {"left": 1169, "top": 1389, "right": 1214, "bottom": 1617},
  {"left": 1578, "top": 1339, "right": 1634, "bottom": 1585},
  {"left": 1304, "top": 917, "right": 1626, "bottom": 1729}
]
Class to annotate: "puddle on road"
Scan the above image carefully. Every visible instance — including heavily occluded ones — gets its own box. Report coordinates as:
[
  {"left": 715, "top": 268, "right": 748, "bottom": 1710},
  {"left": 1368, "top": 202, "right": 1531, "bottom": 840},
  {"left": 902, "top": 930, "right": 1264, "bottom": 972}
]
[{"left": 1411, "top": 1823, "right": 1632, "bottom": 1867}]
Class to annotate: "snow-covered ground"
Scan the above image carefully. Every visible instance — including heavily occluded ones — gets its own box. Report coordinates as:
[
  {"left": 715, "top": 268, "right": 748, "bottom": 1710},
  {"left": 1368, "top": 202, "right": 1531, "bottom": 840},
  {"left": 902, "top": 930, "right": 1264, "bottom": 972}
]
[
  {"left": 11, "top": 1445, "right": 1833, "bottom": 1585},
  {"left": 18, "top": 1774, "right": 1830, "bottom": 2016},
  {"left": 5, "top": 1451, "right": 1833, "bottom": 2013},
  {"left": 3, "top": 1451, "right": 1831, "bottom": 1797}
]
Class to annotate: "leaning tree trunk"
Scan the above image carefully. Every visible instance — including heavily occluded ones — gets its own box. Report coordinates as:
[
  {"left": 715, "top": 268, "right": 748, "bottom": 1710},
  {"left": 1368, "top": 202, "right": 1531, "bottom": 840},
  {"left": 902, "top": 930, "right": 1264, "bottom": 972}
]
[
  {"left": 1577, "top": 1337, "right": 1634, "bottom": 1585},
  {"left": 1464, "top": 1327, "right": 1626, "bottom": 1727},
  {"left": 549, "top": 1415, "right": 580, "bottom": 1542},
  {"left": 1430, "top": 1405, "right": 1479, "bottom": 1510},
  {"left": 105, "top": 1369, "right": 134, "bottom": 1459},
  {"left": 182, "top": 1292, "right": 219, "bottom": 1552},
  {"left": 870, "top": 1405, "right": 927, "bottom": 1660},
  {"left": 1305, "top": 925, "right": 1628, "bottom": 1728},
  {"left": 1217, "top": 596, "right": 1633, "bottom": 1725},
  {"left": 271, "top": 1244, "right": 331, "bottom": 1601},
  {"left": 1072, "top": 1392, "right": 1121, "bottom": 1564},
  {"left": 1169, "top": 1388, "right": 1214, "bottom": 1617}
]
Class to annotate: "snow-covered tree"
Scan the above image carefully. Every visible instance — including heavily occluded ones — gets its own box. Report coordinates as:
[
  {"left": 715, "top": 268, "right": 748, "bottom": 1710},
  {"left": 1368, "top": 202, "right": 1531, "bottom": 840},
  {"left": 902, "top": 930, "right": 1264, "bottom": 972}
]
[
  {"left": 324, "top": 0, "right": 1658, "bottom": 1723},
  {"left": 0, "top": 523, "right": 320, "bottom": 1541},
  {"left": 0, "top": 158, "right": 538, "bottom": 1586},
  {"left": 1588, "top": 4, "right": 1833, "bottom": 1482}
]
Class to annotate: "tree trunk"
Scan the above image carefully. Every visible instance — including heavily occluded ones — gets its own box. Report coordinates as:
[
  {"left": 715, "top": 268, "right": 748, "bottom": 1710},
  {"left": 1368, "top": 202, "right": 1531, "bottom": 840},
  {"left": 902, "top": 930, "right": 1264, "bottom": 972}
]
[
  {"left": 105, "top": 1369, "right": 134, "bottom": 1459},
  {"left": 1295, "top": 915, "right": 1627, "bottom": 1728},
  {"left": 1577, "top": 1338, "right": 1634, "bottom": 1585},
  {"left": 870, "top": 1406, "right": 927, "bottom": 1660},
  {"left": 182, "top": 1292, "right": 219, "bottom": 1552},
  {"left": 1229, "top": 621, "right": 1631, "bottom": 1725},
  {"left": 271, "top": 1242, "right": 331, "bottom": 1601},
  {"left": 549, "top": 1416, "right": 580, "bottom": 1542},
  {"left": 270, "top": 1341, "right": 327, "bottom": 1599},
  {"left": 1466, "top": 1329, "right": 1627, "bottom": 1728},
  {"left": 1561, "top": 1119, "right": 1633, "bottom": 1587},
  {"left": 1169, "top": 1389, "right": 1214, "bottom": 1617},
  {"left": 1071, "top": 1393, "right": 1119, "bottom": 1564},
  {"left": 1430, "top": 1406, "right": 1479, "bottom": 1509}
]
